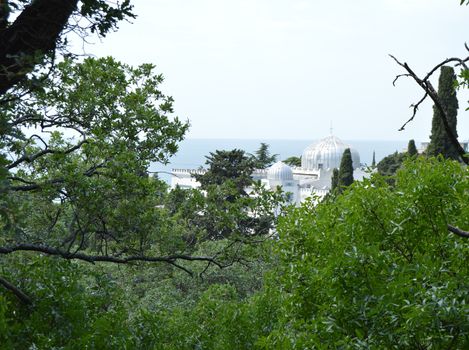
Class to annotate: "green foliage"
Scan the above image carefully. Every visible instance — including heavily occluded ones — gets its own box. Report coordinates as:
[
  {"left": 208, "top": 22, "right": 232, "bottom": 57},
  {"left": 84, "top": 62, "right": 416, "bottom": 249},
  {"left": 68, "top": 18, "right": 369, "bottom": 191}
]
[
  {"left": 262, "top": 157, "right": 469, "bottom": 348},
  {"left": 0, "top": 255, "right": 132, "bottom": 349},
  {"left": 1, "top": 56, "right": 188, "bottom": 258},
  {"left": 167, "top": 179, "right": 286, "bottom": 241},
  {"left": 283, "top": 156, "right": 301, "bottom": 167},
  {"left": 80, "top": 0, "right": 135, "bottom": 36},
  {"left": 4, "top": 1, "right": 135, "bottom": 38},
  {"left": 253, "top": 143, "right": 278, "bottom": 169},
  {"left": 427, "top": 66, "right": 460, "bottom": 160},
  {"left": 133, "top": 281, "right": 284, "bottom": 350},
  {"left": 194, "top": 149, "right": 256, "bottom": 196},
  {"left": 407, "top": 139, "right": 418, "bottom": 156},
  {"left": 377, "top": 151, "right": 407, "bottom": 179},
  {"left": 338, "top": 148, "right": 354, "bottom": 191},
  {"left": 331, "top": 168, "right": 339, "bottom": 192}
]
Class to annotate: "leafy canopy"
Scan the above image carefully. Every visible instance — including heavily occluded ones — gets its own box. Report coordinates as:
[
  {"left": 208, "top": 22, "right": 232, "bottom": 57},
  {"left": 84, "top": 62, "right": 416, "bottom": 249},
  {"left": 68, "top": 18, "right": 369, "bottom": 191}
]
[
  {"left": 0, "top": 56, "right": 189, "bottom": 263},
  {"left": 252, "top": 143, "right": 278, "bottom": 169}
]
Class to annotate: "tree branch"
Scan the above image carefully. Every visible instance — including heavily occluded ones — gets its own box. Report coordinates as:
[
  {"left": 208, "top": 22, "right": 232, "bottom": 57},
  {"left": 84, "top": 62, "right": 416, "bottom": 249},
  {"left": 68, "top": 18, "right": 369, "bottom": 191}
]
[
  {"left": 0, "top": 276, "right": 32, "bottom": 305},
  {"left": 0, "top": 0, "right": 78, "bottom": 94},
  {"left": 448, "top": 224, "right": 469, "bottom": 238},
  {"left": 399, "top": 92, "right": 428, "bottom": 131},
  {"left": 0, "top": 243, "right": 225, "bottom": 272},
  {"left": 390, "top": 54, "right": 468, "bottom": 164},
  {"left": 7, "top": 139, "right": 87, "bottom": 170}
]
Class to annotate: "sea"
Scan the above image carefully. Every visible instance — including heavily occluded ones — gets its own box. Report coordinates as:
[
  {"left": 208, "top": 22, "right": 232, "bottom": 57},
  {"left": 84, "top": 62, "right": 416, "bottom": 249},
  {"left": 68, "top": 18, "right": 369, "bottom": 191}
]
[{"left": 149, "top": 138, "right": 409, "bottom": 184}]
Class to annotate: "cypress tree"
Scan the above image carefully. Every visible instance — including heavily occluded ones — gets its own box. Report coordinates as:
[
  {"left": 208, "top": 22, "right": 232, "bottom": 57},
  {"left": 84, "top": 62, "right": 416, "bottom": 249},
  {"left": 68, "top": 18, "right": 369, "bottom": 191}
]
[
  {"left": 371, "top": 151, "right": 376, "bottom": 168},
  {"left": 426, "top": 66, "right": 459, "bottom": 160},
  {"left": 407, "top": 139, "right": 418, "bottom": 156},
  {"left": 331, "top": 168, "right": 339, "bottom": 192},
  {"left": 338, "top": 148, "right": 354, "bottom": 190}
]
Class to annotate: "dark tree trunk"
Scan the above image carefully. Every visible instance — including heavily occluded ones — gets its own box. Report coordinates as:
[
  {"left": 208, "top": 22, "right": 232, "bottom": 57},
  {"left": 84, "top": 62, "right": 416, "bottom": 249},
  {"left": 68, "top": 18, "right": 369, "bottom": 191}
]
[{"left": 0, "top": 0, "right": 78, "bottom": 94}]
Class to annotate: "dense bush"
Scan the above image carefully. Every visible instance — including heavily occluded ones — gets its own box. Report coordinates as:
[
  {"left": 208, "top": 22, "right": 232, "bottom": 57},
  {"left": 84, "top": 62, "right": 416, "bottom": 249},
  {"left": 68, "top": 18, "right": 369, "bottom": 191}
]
[{"left": 264, "top": 157, "right": 469, "bottom": 348}]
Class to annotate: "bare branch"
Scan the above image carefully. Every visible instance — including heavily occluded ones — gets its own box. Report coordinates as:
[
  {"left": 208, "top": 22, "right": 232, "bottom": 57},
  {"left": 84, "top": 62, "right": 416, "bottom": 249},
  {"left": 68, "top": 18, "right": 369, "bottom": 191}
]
[
  {"left": 390, "top": 53, "right": 468, "bottom": 164},
  {"left": 392, "top": 73, "right": 411, "bottom": 86},
  {"left": 423, "top": 57, "right": 469, "bottom": 81},
  {"left": 399, "top": 92, "right": 428, "bottom": 131}
]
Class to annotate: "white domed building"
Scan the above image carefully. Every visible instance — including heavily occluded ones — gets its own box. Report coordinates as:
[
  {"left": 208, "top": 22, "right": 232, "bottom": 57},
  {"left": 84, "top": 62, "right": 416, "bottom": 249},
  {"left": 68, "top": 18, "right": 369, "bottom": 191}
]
[
  {"left": 259, "top": 134, "right": 368, "bottom": 204},
  {"left": 171, "top": 133, "right": 368, "bottom": 205},
  {"left": 301, "top": 135, "right": 360, "bottom": 171},
  {"left": 261, "top": 161, "right": 299, "bottom": 202}
]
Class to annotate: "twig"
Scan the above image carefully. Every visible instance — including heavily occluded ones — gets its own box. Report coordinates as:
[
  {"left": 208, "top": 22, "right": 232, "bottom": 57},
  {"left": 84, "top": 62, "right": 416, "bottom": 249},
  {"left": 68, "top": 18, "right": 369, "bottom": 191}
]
[{"left": 399, "top": 92, "right": 428, "bottom": 131}]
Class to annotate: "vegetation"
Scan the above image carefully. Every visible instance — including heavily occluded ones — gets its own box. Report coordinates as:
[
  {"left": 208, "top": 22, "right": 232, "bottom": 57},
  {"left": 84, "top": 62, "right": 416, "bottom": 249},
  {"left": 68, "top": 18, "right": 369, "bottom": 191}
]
[
  {"left": 378, "top": 140, "right": 418, "bottom": 180},
  {"left": 407, "top": 139, "right": 418, "bottom": 156},
  {"left": 283, "top": 156, "right": 301, "bottom": 167},
  {"left": 252, "top": 143, "right": 278, "bottom": 169},
  {"left": 2, "top": 1, "right": 469, "bottom": 349},
  {"left": 426, "top": 66, "right": 460, "bottom": 160},
  {"left": 377, "top": 151, "right": 405, "bottom": 177},
  {"left": 258, "top": 157, "right": 469, "bottom": 348},
  {"left": 0, "top": 1, "right": 135, "bottom": 95},
  {"left": 194, "top": 149, "right": 256, "bottom": 195},
  {"left": 338, "top": 148, "right": 354, "bottom": 191},
  {"left": 3, "top": 157, "right": 467, "bottom": 348},
  {"left": 190, "top": 148, "right": 283, "bottom": 240},
  {"left": 331, "top": 168, "right": 339, "bottom": 192}
]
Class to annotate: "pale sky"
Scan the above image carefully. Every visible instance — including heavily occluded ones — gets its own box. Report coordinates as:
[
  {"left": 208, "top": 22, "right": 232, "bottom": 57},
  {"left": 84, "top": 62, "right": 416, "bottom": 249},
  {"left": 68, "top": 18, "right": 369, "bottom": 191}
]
[{"left": 74, "top": 0, "right": 469, "bottom": 141}]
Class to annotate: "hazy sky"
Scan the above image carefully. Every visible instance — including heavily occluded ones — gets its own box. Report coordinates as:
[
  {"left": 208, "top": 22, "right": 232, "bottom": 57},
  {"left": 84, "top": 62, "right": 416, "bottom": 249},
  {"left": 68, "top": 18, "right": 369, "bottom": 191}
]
[{"left": 75, "top": 0, "right": 469, "bottom": 141}]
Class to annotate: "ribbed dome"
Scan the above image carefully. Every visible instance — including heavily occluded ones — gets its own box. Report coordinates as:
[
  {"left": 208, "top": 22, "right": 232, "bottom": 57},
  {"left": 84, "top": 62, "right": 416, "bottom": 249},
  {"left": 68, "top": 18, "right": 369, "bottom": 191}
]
[
  {"left": 301, "top": 135, "right": 360, "bottom": 170},
  {"left": 267, "top": 161, "right": 293, "bottom": 181}
]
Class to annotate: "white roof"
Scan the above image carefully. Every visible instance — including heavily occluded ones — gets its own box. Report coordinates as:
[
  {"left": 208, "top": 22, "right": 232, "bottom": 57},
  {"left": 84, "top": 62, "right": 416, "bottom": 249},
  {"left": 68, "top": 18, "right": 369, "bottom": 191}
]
[
  {"left": 267, "top": 161, "right": 293, "bottom": 181},
  {"left": 301, "top": 135, "right": 360, "bottom": 170}
]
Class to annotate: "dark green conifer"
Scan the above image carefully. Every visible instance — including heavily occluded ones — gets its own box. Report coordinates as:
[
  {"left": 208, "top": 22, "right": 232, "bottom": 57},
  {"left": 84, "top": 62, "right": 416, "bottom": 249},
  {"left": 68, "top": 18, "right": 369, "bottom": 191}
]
[
  {"left": 253, "top": 143, "right": 278, "bottom": 169},
  {"left": 338, "top": 148, "right": 354, "bottom": 190},
  {"left": 371, "top": 151, "right": 376, "bottom": 168},
  {"left": 407, "top": 139, "right": 418, "bottom": 156},
  {"left": 283, "top": 156, "right": 301, "bottom": 167},
  {"left": 331, "top": 168, "right": 339, "bottom": 192},
  {"left": 426, "top": 66, "right": 459, "bottom": 160}
]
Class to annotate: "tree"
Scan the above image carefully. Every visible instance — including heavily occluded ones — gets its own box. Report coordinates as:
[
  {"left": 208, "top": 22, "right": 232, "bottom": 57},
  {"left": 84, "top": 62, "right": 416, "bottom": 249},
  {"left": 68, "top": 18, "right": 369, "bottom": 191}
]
[
  {"left": 261, "top": 157, "right": 469, "bottom": 348},
  {"left": 426, "top": 66, "right": 459, "bottom": 160},
  {"left": 377, "top": 151, "right": 406, "bottom": 179},
  {"left": 194, "top": 149, "right": 256, "bottom": 197},
  {"left": 371, "top": 150, "right": 376, "bottom": 167},
  {"left": 283, "top": 156, "right": 301, "bottom": 167},
  {"left": 330, "top": 168, "right": 339, "bottom": 192},
  {"left": 252, "top": 143, "right": 277, "bottom": 169},
  {"left": 407, "top": 139, "right": 418, "bottom": 156},
  {"left": 0, "top": 1, "right": 135, "bottom": 95},
  {"left": 0, "top": 57, "right": 243, "bottom": 304},
  {"left": 391, "top": 53, "right": 467, "bottom": 164},
  {"left": 189, "top": 149, "right": 285, "bottom": 240},
  {"left": 338, "top": 148, "right": 354, "bottom": 190}
]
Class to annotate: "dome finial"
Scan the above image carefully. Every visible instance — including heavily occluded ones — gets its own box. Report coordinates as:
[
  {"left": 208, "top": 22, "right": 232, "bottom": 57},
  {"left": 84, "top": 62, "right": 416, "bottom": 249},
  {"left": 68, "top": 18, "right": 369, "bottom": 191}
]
[{"left": 329, "top": 121, "right": 333, "bottom": 135}]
